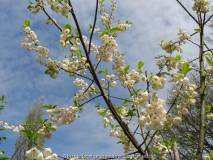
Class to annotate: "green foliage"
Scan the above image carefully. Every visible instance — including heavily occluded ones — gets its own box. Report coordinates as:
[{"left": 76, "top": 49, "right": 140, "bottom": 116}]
[
  {"left": 182, "top": 62, "right": 192, "bottom": 75},
  {"left": 194, "top": 29, "right": 201, "bottom": 32},
  {"left": 110, "top": 28, "right": 124, "bottom": 33},
  {"left": 138, "top": 61, "right": 144, "bottom": 69},
  {"left": 97, "top": 68, "right": 108, "bottom": 75},
  {"left": 63, "top": 23, "right": 72, "bottom": 32},
  {"left": 22, "top": 20, "right": 30, "bottom": 28},
  {"left": 41, "top": 104, "right": 58, "bottom": 109},
  {"left": 209, "top": 150, "right": 213, "bottom": 159},
  {"left": 124, "top": 65, "right": 130, "bottom": 74}
]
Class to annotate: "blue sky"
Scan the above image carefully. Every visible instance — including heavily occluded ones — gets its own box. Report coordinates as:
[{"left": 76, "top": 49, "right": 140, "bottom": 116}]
[{"left": 0, "top": 0, "right": 212, "bottom": 158}]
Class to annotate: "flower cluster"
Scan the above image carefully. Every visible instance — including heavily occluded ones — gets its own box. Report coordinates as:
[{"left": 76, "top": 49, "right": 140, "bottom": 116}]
[
  {"left": 95, "top": 35, "right": 118, "bottom": 62},
  {"left": 156, "top": 56, "right": 176, "bottom": 71},
  {"left": 37, "top": 124, "right": 57, "bottom": 139},
  {"left": 178, "top": 28, "right": 191, "bottom": 44},
  {"left": 45, "top": 58, "right": 61, "bottom": 79},
  {"left": 61, "top": 57, "right": 87, "bottom": 76},
  {"left": 154, "top": 142, "right": 173, "bottom": 159},
  {"left": 206, "top": 66, "right": 213, "bottom": 88},
  {"left": 1, "top": 122, "right": 24, "bottom": 133},
  {"left": 192, "top": 0, "right": 210, "bottom": 13},
  {"left": 45, "top": 106, "right": 80, "bottom": 127},
  {"left": 21, "top": 27, "right": 49, "bottom": 65},
  {"left": 152, "top": 76, "right": 167, "bottom": 91},
  {"left": 25, "top": 147, "right": 58, "bottom": 160},
  {"left": 159, "top": 41, "right": 183, "bottom": 53},
  {"left": 48, "top": 0, "right": 72, "bottom": 17},
  {"left": 73, "top": 78, "right": 97, "bottom": 103}
]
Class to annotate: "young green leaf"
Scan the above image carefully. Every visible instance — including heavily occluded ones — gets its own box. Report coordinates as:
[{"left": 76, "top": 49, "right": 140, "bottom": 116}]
[
  {"left": 19, "top": 129, "right": 33, "bottom": 138},
  {"left": 64, "top": 23, "right": 71, "bottom": 32},
  {"left": 124, "top": 65, "right": 130, "bottom": 74},
  {"left": 25, "top": 20, "right": 30, "bottom": 27},
  {"left": 110, "top": 28, "right": 124, "bottom": 33},
  {"left": 176, "top": 55, "right": 181, "bottom": 61},
  {"left": 194, "top": 29, "right": 201, "bottom": 32},
  {"left": 32, "top": 133, "right": 42, "bottom": 140},
  {"left": 138, "top": 61, "right": 144, "bottom": 69},
  {"left": 100, "top": 31, "right": 107, "bottom": 37},
  {"left": 171, "top": 137, "right": 179, "bottom": 144}
]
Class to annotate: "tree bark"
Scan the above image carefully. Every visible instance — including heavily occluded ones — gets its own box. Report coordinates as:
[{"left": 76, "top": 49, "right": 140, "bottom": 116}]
[{"left": 196, "top": 12, "right": 206, "bottom": 160}]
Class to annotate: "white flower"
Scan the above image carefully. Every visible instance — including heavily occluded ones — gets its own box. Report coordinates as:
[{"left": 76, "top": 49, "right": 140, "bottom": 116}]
[
  {"left": 173, "top": 116, "right": 182, "bottom": 125},
  {"left": 51, "top": 153, "right": 58, "bottom": 160},
  {"left": 43, "top": 148, "right": 52, "bottom": 156},
  {"left": 182, "top": 108, "right": 188, "bottom": 115},
  {"left": 0, "top": 152, "right": 3, "bottom": 157},
  {"left": 25, "top": 27, "right": 31, "bottom": 33},
  {"left": 138, "top": 115, "right": 146, "bottom": 127}
]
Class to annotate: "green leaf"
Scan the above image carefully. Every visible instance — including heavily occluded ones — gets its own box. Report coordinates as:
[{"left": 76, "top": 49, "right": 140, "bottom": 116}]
[
  {"left": 162, "top": 140, "right": 171, "bottom": 146},
  {"left": 205, "top": 55, "right": 212, "bottom": 65},
  {"left": 97, "top": 70, "right": 107, "bottom": 74},
  {"left": 0, "top": 128, "right": 5, "bottom": 131},
  {"left": 105, "top": 68, "right": 108, "bottom": 75},
  {"left": 44, "top": 69, "right": 50, "bottom": 74},
  {"left": 162, "top": 148, "right": 167, "bottom": 152},
  {"left": 176, "top": 55, "right": 182, "bottom": 61},
  {"left": 194, "top": 29, "right": 201, "bottom": 32},
  {"left": 19, "top": 130, "right": 33, "bottom": 138},
  {"left": 74, "top": 100, "right": 77, "bottom": 106},
  {"left": 178, "top": 75, "right": 184, "bottom": 79},
  {"left": 77, "top": 49, "right": 82, "bottom": 57},
  {"left": 95, "top": 103, "right": 101, "bottom": 110},
  {"left": 0, "top": 157, "right": 10, "bottom": 160},
  {"left": 41, "top": 105, "right": 52, "bottom": 109},
  {"left": 53, "top": 104, "right": 58, "bottom": 109},
  {"left": 25, "top": 20, "right": 30, "bottom": 27},
  {"left": 116, "top": 141, "right": 122, "bottom": 144},
  {"left": 109, "top": 123, "right": 114, "bottom": 128},
  {"left": 127, "top": 109, "right": 133, "bottom": 116},
  {"left": 171, "top": 137, "right": 179, "bottom": 144},
  {"left": 206, "top": 105, "right": 211, "bottom": 112},
  {"left": 162, "top": 72, "right": 171, "bottom": 76},
  {"left": 124, "top": 65, "right": 130, "bottom": 74},
  {"left": 110, "top": 28, "right": 124, "bottom": 33},
  {"left": 100, "top": 31, "right": 107, "bottom": 37},
  {"left": 138, "top": 61, "right": 144, "bottom": 69},
  {"left": 206, "top": 122, "right": 211, "bottom": 128},
  {"left": 32, "top": 133, "right": 42, "bottom": 140},
  {"left": 209, "top": 150, "right": 213, "bottom": 159},
  {"left": 103, "top": 23, "right": 110, "bottom": 32},
  {"left": 63, "top": 23, "right": 71, "bottom": 32},
  {"left": 130, "top": 93, "right": 135, "bottom": 96},
  {"left": 182, "top": 62, "right": 190, "bottom": 75}
]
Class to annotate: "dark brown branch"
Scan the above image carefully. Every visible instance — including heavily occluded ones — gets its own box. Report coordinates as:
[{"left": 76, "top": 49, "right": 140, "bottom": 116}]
[{"left": 67, "top": 0, "right": 147, "bottom": 156}]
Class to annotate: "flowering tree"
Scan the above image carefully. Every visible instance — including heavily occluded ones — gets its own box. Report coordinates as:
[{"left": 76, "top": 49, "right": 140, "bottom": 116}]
[{"left": 1, "top": 0, "right": 213, "bottom": 160}]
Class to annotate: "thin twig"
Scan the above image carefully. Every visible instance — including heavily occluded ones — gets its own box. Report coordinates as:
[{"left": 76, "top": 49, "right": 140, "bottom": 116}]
[
  {"left": 176, "top": 0, "right": 199, "bottom": 25},
  {"left": 204, "top": 13, "right": 213, "bottom": 25},
  {"left": 60, "top": 67, "right": 96, "bottom": 82},
  {"left": 88, "top": 0, "right": 99, "bottom": 55},
  {"left": 108, "top": 95, "right": 133, "bottom": 102},
  {"left": 41, "top": 6, "right": 74, "bottom": 45}
]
